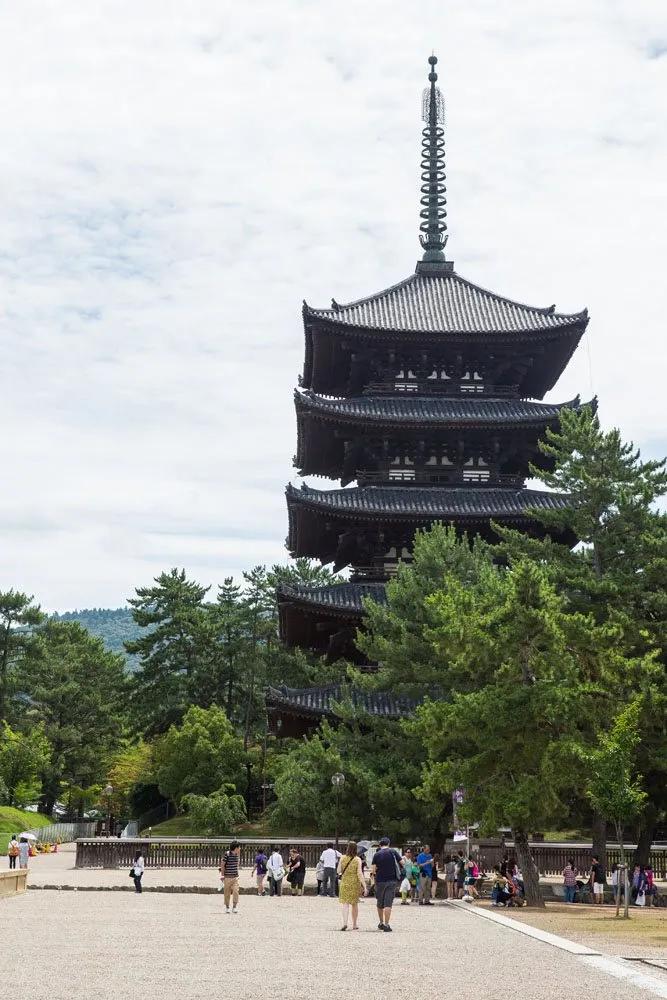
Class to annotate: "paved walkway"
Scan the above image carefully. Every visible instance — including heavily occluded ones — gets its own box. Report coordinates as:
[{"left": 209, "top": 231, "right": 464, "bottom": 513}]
[{"left": 1, "top": 889, "right": 664, "bottom": 1000}]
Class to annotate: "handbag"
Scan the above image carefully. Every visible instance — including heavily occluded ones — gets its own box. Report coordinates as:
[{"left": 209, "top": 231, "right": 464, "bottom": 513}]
[
  {"left": 270, "top": 866, "right": 285, "bottom": 881},
  {"left": 129, "top": 868, "right": 136, "bottom": 878}
]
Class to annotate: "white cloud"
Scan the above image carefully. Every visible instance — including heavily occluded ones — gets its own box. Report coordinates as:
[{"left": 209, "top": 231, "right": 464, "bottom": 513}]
[{"left": 0, "top": 0, "right": 666, "bottom": 608}]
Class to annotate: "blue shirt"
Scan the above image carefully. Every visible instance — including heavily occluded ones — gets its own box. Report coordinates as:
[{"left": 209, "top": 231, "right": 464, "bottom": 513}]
[{"left": 417, "top": 851, "right": 433, "bottom": 878}]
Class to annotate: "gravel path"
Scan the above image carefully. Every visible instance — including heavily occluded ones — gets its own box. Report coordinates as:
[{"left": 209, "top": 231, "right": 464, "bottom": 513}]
[{"left": 1, "top": 891, "right": 662, "bottom": 1000}]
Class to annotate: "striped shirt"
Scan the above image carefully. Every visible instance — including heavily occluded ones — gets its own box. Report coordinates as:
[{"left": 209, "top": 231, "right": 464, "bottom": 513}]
[{"left": 223, "top": 852, "right": 239, "bottom": 878}]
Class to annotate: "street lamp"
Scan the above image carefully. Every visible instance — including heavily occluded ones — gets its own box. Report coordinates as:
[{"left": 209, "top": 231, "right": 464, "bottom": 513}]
[
  {"left": 104, "top": 784, "right": 113, "bottom": 837},
  {"left": 331, "top": 772, "right": 345, "bottom": 847}
]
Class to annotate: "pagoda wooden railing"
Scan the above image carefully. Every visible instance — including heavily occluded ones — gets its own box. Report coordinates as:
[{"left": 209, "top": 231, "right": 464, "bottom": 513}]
[
  {"left": 362, "top": 382, "right": 519, "bottom": 397},
  {"left": 357, "top": 470, "right": 525, "bottom": 487}
]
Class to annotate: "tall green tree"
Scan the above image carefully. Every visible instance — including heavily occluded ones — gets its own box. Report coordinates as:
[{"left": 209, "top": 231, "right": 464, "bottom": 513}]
[
  {"left": 0, "top": 590, "right": 45, "bottom": 723},
  {"left": 0, "top": 721, "right": 50, "bottom": 807},
  {"left": 497, "top": 406, "right": 667, "bottom": 857},
  {"left": 153, "top": 704, "right": 246, "bottom": 806},
  {"left": 126, "top": 569, "right": 212, "bottom": 735},
  {"left": 23, "top": 621, "right": 128, "bottom": 814},
  {"left": 414, "top": 556, "right": 639, "bottom": 906},
  {"left": 581, "top": 700, "right": 647, "bottom": 869},
  {"left": 271, "top": 715, "right": 437, "bottom": 842}
]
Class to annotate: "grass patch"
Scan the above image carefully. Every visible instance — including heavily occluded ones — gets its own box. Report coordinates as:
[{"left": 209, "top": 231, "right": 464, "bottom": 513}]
[
  {"left": 0, "top": 808, "right": 53, "bottom": 855},
  {"left": 0, "top": 807, "right": 52, "bottom": 831},
  {"left": 144, "top": 815, "right": 321, "bottom": 839},
  {"left": 140, "top": 815, "right": 198, "bottom": 837},
  {"left": 540, "top": 829, "right": 590, "bottom": 842},
  {"left": 508, "top": 903, "right": 667, "bottom": 949}
]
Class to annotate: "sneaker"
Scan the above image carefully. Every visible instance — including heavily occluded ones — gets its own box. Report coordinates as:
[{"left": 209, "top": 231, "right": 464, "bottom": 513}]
[
  {"left": 383, "top": 925, "right": 393, "bottom": 932},
  {"left": 225, "top": 907, "right": 230, "bottom": 915},
  {"left": 232, "top": 907, "right": 238, "bottom": 914},
  {"left": 378, "top": 922, "right": 385, "bottom": 931},
  {"left": 261, "top": 890, "right": 267, "bottom": 896}
]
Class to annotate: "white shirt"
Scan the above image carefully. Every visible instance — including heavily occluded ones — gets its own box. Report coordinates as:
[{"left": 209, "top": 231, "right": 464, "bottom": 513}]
[
  {"left": 268, "top": 851, "right": 283, "bottom": 874},
  {"left": 320, "top": 848, "right": 341, "bottom": 868},
  {"left": 133, "top": 855, "right": 145, "bottom": 874}
]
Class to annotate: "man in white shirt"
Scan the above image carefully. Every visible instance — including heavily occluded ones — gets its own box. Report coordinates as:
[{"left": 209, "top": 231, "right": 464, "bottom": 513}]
[{"left": 319, "top": 842, "right": 341, "bottom": 897}]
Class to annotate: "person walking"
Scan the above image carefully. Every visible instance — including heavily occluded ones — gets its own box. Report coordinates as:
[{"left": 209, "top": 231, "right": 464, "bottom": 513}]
[
  {"left": 563, "top": 859, "right": 578, "bottom": 903},
  {"left": 372, "top": 836, "right": 402, "bottom": 932},
  {"left": 7, "top": 835, "right": 19, "bottom": 870},
  {"left": 287, "top": 849, "right": 306, "bottom": 896},
  {"left": 252, "top": 848, "right": 268, "bottom": 896},
  {"left": 416, "top": 844, "right": 434, "bottom": 905},
  {"left": 337, "top": 841, "right": 367, "bottom": 930},
  {"left": 132, "top": 850, "right": 144, "bottom": 893},
  {"left": 319, "top": 842, "right": 340, "bottom": 898},
  {"left": 267, "top": 848, "right": 285, "bottom": 897},
  {"left": 18, "top": 837, "right": 30, "bottom": 871},
  {"left": 222, "top": 841, "right": 241, "bottom": 914}
]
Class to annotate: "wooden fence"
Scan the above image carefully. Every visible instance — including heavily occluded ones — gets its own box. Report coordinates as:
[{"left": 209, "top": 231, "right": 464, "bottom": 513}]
[
  {"left": 76, "top": 837, "right": 667, "bottom": 877},
  {"left": 477, "top": 843, "right": 667, "bottom": 878},
  {"left": 75, "top": 837, "right": 336, "bottom": 869}
]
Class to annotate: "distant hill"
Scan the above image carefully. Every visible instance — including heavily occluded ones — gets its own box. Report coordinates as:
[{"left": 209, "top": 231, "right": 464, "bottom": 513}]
[{"left": 52, "top": 608, "right": 142, "bottom": 669}]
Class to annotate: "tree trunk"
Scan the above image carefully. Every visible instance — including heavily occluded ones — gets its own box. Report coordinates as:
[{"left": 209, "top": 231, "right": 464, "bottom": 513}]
[
  {"left": 633, "top": 803, "right": 657, "bottom": 868},
  {"left": 591, "top": 813, "right": 607, "bottom": 868},
  {"left": 513, "top": 827, "right": 544, "bottom": 908}
]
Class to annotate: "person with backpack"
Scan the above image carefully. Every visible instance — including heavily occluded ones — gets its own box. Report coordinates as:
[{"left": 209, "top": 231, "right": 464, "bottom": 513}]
[
  {"left": 7, "top": 835, "right": 19, "bottom": 870},
  {"left": 371, "top": 836, "right": 402, "bottom": 932},
  {"left": 251, "top": 848, "right": 268, "bottom": 896}
]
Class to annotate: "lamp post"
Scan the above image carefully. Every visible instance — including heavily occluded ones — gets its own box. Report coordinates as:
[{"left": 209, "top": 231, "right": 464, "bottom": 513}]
[
  {"left": 104, "top": 784, "right": 113, "bottom": 837},
  {"left": 331, "top": 773, "right": 345, "bottom": 848}
]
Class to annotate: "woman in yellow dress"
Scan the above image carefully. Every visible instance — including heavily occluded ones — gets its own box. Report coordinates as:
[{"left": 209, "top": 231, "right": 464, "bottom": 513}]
[{"left": 337, "top": 841, "right": 367, "bottom": 930}]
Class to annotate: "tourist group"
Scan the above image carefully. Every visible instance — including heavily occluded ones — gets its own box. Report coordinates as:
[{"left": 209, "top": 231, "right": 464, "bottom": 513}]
[{"left": 216, "top": 837, "right": 483, "bottom": 931}]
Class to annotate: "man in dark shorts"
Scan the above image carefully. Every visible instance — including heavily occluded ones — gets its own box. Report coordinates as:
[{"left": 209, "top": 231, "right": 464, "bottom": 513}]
[
  {"left": 372, "top": 836, "right": 401, "bottom": 931},
  {"left": 287, "top": 848, "right": 306, "bottom": 896}
]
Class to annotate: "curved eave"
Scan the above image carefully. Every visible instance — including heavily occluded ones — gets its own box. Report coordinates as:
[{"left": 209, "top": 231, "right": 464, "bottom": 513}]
[
  {"left": 294, "top": 391, "right": 594, "bottom": 477},
  {"left": 285, "top": 484, "right": 576, "bottom": 562},
  {"left": 304, "top": 313, "right": 588, "bottom": 343},
  {"left": 295, "top": 388, "right": 587, "bottom": 428}
]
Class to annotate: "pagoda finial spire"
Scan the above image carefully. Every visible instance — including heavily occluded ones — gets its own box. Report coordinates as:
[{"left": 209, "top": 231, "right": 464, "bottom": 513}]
[{"left": 416, "top": 55, "right": 453, "bottom": 276}]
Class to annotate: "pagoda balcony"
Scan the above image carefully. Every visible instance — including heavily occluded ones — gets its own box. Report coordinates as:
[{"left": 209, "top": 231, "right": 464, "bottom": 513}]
[
  {"left": 356, "top": 469, "right": 526, "bottom": 488},
  {"left": 362, "top": 381, "right": 520, "bottom": 397}
]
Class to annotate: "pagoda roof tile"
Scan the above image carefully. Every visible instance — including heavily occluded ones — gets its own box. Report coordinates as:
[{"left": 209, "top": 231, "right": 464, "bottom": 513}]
[
  {"left": 286, "top": 483, "right": 571, "bottom": 519},
  {"left": 304, "top": 271, "right": 587, "bottom": 336},
  {"left": 264, "top": 683, "right": 417, "bottom": 720},
  {"left": 296, "top": 389, "right": 587, "bottom": 426},
  {"left": 278, "top": 581, "right": 387, "bottom": 614}
]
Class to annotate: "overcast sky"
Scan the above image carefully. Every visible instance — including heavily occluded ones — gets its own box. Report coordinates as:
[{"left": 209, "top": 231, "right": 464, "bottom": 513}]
[{"left": 1, "top": 0, "right": 666, "bottom": 610}]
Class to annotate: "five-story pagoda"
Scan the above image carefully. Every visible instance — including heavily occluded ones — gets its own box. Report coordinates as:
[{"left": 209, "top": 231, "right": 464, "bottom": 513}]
[{"left": 278, "top": 56, "right": 590, "bottom": 672}]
